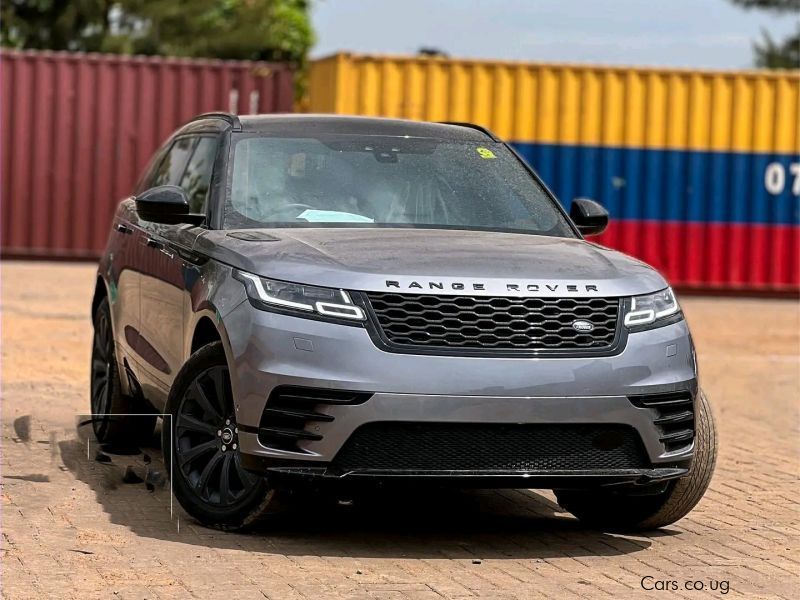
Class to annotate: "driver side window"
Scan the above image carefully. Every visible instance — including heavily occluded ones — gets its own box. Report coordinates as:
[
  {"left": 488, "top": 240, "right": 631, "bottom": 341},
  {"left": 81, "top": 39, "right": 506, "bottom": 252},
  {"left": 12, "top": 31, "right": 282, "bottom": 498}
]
[
  {"left": 145, "top": 135, "right": 219, "bottom": 215},
  {"left": 151, "top": 137, "right": 196, "bottom": 187},
  {"left": 180, "top": 137, "right": 219, "bottom": 214}
]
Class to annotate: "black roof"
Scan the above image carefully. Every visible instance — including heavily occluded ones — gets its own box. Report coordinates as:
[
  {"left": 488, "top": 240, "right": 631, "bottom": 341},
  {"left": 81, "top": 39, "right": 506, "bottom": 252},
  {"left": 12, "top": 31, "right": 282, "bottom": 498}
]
[{"left": 188, "top": 112, "right": 497, "bottom": 141}]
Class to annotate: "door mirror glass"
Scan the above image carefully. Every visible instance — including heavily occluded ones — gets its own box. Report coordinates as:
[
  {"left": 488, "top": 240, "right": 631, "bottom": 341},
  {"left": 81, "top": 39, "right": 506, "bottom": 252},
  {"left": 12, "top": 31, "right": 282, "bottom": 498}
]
[
  {"left": 570, "top": 198, "right": 609, "bottom": 236},
  {"left": 135, "top": 185, "right": 203, "bottom": 225}
]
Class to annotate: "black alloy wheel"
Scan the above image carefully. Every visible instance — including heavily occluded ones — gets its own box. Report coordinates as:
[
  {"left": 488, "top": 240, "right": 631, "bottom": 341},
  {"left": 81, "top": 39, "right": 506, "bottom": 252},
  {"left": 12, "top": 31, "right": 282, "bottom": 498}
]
[
  {"left": 174, "top": 365, "right": 257, "bottom": 506},
  {"left": 90, "top": 304, "right": 114, "bottom": 423},
  {"left": 164, "top": 342, "right": 282, "bottom": 529},
  {"left": 90, "top": 297, "right": 156, "bottom": 444}
]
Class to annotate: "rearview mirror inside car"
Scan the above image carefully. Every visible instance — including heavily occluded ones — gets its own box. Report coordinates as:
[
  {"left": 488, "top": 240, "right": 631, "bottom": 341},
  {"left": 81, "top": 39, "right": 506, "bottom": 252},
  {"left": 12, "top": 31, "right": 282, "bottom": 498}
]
[{"left": 570, "top": 198, "right": 609, "bottom": 236}]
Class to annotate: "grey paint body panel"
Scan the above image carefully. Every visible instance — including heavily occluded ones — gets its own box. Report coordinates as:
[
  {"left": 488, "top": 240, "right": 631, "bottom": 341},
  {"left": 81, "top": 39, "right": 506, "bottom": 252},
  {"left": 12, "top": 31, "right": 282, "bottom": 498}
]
[{"left": 194, "top": 228, "right": 667, "bottom": 297}]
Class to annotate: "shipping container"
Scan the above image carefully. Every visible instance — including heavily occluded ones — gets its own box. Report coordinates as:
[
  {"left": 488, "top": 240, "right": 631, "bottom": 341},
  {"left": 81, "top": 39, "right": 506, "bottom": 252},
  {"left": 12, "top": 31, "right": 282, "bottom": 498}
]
[
  {"left": 1, "top": 50, "right": 294, "bottom": 258},
  {"left": 309, "top": 53, "right": 800, "bottom": 292}
]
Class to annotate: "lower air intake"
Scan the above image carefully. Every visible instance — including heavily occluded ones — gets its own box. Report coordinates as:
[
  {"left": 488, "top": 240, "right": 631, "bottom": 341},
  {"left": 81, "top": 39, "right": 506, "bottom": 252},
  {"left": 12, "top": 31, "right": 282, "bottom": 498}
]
[
  {"left": 629, "top": 391, "right": 695, "bottom": 453},
  {"left": 332, "top": 422, "right": 649, "bottom": 473},
  {"left": 258, "top": 387, "right": 371, "bottom": 452}
]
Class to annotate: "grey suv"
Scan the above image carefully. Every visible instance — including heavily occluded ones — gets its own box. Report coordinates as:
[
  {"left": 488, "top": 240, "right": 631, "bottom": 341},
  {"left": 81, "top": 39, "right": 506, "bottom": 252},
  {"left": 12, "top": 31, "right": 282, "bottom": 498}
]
[{"left": 91, "top": 113, "right": 716, "bottom": 530}]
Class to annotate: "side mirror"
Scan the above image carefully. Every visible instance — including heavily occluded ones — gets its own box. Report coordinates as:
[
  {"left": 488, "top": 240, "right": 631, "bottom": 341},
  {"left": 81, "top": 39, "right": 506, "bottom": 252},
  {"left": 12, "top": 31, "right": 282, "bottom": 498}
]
[
  {"left": 135, "top": 185, "right": 204, "bottom": 225},
  {"left": 570, "top": 198, "right": 609, "bottom": 236}
]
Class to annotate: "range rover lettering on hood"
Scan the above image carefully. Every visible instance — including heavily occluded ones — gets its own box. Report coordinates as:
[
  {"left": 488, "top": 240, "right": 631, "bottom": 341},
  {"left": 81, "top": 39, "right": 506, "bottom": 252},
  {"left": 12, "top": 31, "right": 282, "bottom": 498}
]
[{"left": 386, "top": 280, "right": 599, "bottom": 293}]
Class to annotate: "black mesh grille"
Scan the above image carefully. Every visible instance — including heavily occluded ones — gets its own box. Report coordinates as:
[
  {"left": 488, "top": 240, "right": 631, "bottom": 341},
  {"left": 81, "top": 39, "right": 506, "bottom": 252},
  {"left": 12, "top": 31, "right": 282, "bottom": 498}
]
[
  {"left": 365, "top": 293, "right": 620, "bottom": 352},
  {"left": 332, "top": 423, "right": 649, "bottom": 473}
]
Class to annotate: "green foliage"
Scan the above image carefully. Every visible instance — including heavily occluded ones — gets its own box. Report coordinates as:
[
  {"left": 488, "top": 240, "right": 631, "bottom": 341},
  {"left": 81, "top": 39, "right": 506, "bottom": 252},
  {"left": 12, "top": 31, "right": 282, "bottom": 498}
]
[
  {"left": 728, "top": 0, "right": 800, "bottom": 13},
  {"left": 1, "top": 1, "right": 116, "bottom": 51},
  {"left": 728, "top": 0, "right": 800, "bottom": 68},
  {"left": 1, "top": 0, "right": 314, "bottom": 96},
  {"left": 115, "top": 0, "right": 314, "bottom": 63},
  {"left": 753, "top": 27, "right": 800, "bottom": 68}
]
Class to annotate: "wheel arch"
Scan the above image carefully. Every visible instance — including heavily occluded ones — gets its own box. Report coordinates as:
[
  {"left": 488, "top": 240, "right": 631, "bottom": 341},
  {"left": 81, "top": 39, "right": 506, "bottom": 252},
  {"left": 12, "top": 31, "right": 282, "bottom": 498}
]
[
  {"left": 186, "top": 307, "right": 236, "bottom": 369},
  {"left": 91, "top": 275, "right": 108, "bottom": 320},
  {"left": 191, "top": 315, "right": 223, "bottom": 354},
  {"left": 90, "top": 273, "right": 137, "bottom": 399}
]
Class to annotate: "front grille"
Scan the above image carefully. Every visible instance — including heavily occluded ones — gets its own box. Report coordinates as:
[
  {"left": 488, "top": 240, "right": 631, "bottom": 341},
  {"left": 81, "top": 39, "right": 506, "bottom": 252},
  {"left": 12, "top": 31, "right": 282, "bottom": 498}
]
[
  {"left": 629, "top": 391, "right": 695, "bottom": 453},
  {"left": 258, "top": 387, "right": 371, "bottom": 452},
  {"left": 332, "top": 423, "right": 649, "bottom": 473},
  {"left": 364, "top": 293, "right": 620, "bottom": 353}
]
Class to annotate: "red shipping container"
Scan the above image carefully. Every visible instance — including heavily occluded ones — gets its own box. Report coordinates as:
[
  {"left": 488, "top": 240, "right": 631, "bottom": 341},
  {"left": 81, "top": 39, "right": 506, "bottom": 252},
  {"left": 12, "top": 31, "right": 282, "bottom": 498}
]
[{"left": 1, "top": 50, "right": 294, "bottom": 258}]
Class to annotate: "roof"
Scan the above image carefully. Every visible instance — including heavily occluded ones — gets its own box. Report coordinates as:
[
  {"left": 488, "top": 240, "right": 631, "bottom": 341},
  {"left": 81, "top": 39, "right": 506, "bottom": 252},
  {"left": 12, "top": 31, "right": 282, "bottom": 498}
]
[{"left": 190, "top": 112, "right": 497, "bottom": 141}]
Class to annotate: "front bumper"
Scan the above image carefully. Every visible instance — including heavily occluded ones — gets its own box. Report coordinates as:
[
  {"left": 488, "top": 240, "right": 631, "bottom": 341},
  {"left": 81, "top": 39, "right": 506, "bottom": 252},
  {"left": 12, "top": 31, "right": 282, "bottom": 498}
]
[
  {"left": 225, "top": 302, "right": 697, "bottom": 485},
  {"left": 238, "top": 462, "right": 689, "bottom": 491}
]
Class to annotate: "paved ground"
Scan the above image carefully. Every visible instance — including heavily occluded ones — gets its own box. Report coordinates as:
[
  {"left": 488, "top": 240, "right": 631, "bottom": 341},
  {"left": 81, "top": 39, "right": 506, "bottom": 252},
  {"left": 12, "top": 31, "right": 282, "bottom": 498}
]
[{"left": 2, "top": 261, "right": 798, "bottom": 599}]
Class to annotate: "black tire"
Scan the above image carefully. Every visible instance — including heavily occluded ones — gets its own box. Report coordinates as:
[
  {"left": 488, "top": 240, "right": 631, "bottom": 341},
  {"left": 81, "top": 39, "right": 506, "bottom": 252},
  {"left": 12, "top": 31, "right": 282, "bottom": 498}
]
[
  {"left": 90, "top": 297, "right": 156, "bottom": 445},
  {"left": 555, "top": 390, "right": 717, "bottom": 531},
  {"left": 163, "top": 341, "right": 285, "bottom": 530}
]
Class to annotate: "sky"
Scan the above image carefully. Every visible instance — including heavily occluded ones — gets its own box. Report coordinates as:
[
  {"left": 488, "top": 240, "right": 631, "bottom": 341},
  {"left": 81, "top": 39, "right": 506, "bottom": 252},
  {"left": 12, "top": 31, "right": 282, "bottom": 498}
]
[{"left": 311, "top": 0, "right": 799, "bottom": 69}]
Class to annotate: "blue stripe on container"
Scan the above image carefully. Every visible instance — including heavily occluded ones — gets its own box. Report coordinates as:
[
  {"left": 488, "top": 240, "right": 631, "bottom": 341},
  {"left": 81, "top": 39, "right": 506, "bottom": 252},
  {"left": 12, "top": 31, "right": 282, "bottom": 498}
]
[
  {"left": 513, "top": 141, "right": 800, "bottom": 226},
  {"left": 730, "top": 152, "right": 748, "bottom": 223}
]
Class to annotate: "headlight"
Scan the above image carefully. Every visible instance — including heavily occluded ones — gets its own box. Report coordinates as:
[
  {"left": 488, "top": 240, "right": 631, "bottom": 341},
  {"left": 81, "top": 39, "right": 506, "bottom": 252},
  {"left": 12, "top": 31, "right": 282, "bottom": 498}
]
[
  {"left": 624, "top": 287, "right": 681, "bottom": 330},
  {"left": 233, "top": 270, "right": 365, "bottom": 322}
]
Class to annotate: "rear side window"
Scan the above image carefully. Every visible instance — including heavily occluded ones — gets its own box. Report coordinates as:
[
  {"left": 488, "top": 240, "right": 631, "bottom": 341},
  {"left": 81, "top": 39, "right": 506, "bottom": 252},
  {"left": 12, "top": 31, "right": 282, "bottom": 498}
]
[
  {"left": 152, "top": 137, "right": 196, "bottom": 187},
  {"left": 180, "top": 137, "right": 219, "bottom": 214}
]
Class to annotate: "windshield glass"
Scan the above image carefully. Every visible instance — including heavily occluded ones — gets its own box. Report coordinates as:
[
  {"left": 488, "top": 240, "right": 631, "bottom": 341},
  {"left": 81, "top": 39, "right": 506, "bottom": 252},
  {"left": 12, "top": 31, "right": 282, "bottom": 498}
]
[{"left": 226, "top": 134, "right": 575, "bottom": 237}]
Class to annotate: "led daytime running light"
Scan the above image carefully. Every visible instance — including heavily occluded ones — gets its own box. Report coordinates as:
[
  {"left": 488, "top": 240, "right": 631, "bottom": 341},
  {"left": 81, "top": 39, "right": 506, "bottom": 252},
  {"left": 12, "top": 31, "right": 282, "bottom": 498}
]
[
  {"left": 239, "top": 272, "right": 314, "bottom": 312},
  {"left": 623, "top": 288, "right": 679, "bottom": 328},
  {"left": 238, "top": 271, "right": 365, "bottom": 321}
]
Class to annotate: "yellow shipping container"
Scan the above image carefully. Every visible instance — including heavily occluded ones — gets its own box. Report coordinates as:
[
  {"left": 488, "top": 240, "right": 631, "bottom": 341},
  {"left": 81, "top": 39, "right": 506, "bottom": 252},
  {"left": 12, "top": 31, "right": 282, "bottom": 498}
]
[
  {"left": 308, "top": 52, "right": 800, "bottom": 292},
  {"left": 309, "top": 53, "right": 798, "bottom": 154}
]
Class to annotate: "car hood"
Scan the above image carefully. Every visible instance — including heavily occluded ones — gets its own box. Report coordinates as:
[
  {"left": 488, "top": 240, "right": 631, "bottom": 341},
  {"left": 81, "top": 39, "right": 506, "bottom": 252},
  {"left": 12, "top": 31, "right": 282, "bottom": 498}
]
[{"left": 195, "top": 228, "right": 667, "bottom": 297}]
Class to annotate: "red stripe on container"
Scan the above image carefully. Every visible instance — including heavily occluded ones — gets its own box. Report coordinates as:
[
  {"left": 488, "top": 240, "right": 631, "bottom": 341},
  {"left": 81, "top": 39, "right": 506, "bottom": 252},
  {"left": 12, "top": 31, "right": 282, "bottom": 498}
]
[
  {"left": 8, "top": 55, "right": 33, "bottom": 250},
  {"left": 596, "top": 220, "right": 800, "bottom": 291},
  {"left": 30, "top": 56, "right": 53, "bottom": 250},
  {"left": 51, "top": 57, "right": 76, "bottom": 251},
  {"left": 115, "top": 61, "right": 137, "bottom": 201},
  {"left": 92, "top": 59, "right": 117, "bottom": 254},
  {"left": 0, "top": 57, "right": 12, "bottom": 246}
]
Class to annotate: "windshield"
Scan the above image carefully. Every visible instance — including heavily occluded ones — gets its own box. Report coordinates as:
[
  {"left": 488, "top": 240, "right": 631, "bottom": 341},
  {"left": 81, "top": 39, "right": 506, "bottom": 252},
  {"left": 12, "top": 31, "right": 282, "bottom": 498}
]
[{"left": 225, "top": 134, "right": 575, "bottom": 237}]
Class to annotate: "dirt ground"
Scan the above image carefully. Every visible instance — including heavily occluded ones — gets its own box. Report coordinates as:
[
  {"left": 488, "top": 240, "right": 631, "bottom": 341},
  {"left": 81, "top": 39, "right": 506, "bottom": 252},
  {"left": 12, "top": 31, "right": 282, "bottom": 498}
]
[{"left": 2, "top": 260, "right": 798, "bottom": 599}]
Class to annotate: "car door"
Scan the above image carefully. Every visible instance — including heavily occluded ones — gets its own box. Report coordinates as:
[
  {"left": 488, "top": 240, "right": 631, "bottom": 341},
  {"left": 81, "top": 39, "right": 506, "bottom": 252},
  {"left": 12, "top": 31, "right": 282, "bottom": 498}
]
[
  {"left": 105, "top": 199, "right": 142, "bottom": 382},
  {"left": 137, "top": 135, "right": 219, "bottom": 407},
  {"left": 109, "top": 141, "right": 174, "bottom": 393}
]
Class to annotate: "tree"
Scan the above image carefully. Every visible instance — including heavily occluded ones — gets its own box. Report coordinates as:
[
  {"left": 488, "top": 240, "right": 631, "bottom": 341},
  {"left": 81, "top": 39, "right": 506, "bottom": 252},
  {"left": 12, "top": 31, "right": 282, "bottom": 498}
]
[
  {"left": 752, "top": 28, "right": 800, "bottom": 68},
  {"left": 1, "top": 1, "right": 314, "bottom": 93},
  {"left": 0, "top": 1, "right": 116, "bottom": 52},
  {"left": 728, "top": 0, "right": 800, "bottom": 68}
]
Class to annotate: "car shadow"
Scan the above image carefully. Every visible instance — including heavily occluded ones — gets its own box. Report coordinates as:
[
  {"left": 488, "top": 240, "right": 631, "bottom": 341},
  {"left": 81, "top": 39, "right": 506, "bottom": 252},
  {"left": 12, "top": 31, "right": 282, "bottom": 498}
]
[{"left": 59, "top": 425, "right": 673, "bottom": 560}]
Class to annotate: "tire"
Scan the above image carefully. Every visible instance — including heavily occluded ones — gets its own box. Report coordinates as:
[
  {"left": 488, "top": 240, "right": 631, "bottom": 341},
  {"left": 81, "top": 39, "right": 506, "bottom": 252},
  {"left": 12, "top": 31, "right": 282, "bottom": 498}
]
[
  {"left": 555, "top": 390, "right": 717, "bottom": 531},
  {"left": 162, "top": 341, "right": 285, "bottom": 530},
  {"left": 90, "top": 297, "right": 156, "bottom": 445}
]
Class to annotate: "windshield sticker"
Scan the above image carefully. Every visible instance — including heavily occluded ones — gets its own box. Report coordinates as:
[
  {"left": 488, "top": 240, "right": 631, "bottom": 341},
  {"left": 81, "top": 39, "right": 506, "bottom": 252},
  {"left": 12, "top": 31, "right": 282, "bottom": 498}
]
[
  {"left": 476, "top": 147, "right": 496, "bottom": 159},
  {"left": 296, "top": 209, "right": 375, "bottom": 223}
]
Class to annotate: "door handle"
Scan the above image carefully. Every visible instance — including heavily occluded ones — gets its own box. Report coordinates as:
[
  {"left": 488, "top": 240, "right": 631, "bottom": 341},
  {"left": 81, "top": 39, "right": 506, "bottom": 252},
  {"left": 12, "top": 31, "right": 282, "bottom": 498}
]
[
  {"left": 114, "top": 223, "right": 133, "bottom": 235},
  {"left": 142, "top": 237, "right": 175, "bottom": 258}
]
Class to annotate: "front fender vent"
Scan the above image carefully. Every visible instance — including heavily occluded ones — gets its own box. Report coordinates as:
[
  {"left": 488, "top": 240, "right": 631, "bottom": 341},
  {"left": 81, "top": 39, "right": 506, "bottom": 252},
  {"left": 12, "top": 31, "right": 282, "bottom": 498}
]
[
  {"left": 629, "top": 391, "right": 695, "bottom": 453},
  {"left": 258, "top": 386, "right": 371, "bottom": 452}
]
